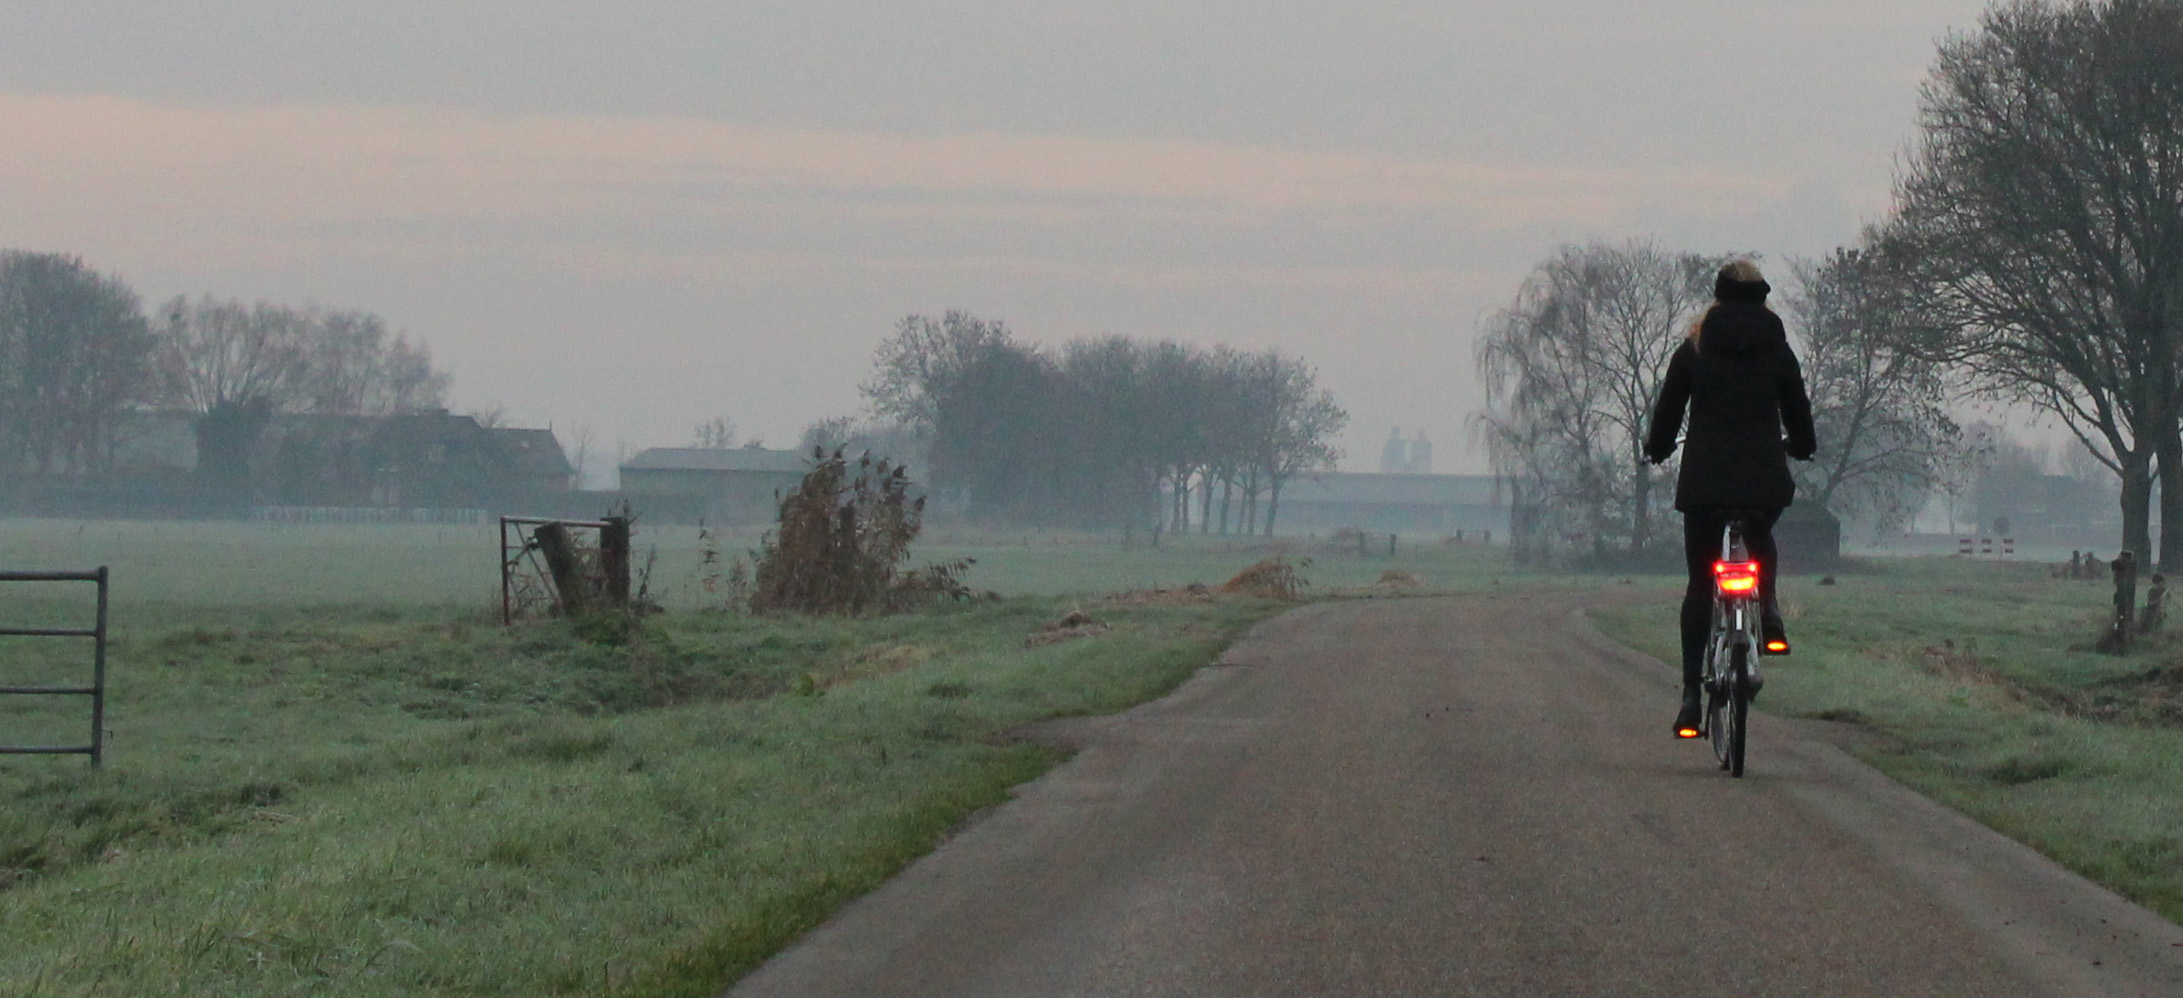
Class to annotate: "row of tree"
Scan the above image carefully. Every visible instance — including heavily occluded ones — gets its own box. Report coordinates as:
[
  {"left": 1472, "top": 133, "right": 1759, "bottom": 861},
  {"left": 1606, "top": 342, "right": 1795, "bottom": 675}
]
[
  {"left": 1478, "top": 0, "right": 2181, "bottom": 567},
  {"left": 816, "top": 311, "right": 1347, "bottom": 536},
  {"left": 0, "top": 250, "right": 450, "bottom": 479}
]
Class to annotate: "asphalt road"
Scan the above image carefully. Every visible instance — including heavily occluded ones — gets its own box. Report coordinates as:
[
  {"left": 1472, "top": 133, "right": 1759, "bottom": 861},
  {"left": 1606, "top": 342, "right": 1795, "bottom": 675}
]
[{"left": 728, "top": 595, "right": 2183, "bottom": 997}]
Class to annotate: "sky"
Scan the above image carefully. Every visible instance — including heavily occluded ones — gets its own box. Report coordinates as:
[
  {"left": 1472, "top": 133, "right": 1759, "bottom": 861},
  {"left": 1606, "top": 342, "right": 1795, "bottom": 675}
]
[{"left": 0, "top": 1, "right": 2001, "bottom": 482}]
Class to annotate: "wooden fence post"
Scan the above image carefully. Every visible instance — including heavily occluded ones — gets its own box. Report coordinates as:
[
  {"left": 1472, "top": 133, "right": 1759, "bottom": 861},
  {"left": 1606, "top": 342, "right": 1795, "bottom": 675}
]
[
  {"left": 533, "top": 523, "right": 589, "bottom": 616},
  {"left": 601, "top": 516, "right": 632, "bottom": 611},
  {"left": 2140, "top": 573, "right": 2167, "bottom": 635},
  {"left": 2100, "top": 550, "right": 2138, "bottom": 654}
]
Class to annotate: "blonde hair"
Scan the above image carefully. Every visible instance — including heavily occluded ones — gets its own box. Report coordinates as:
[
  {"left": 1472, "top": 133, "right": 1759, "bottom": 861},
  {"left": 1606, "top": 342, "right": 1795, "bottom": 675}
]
[{"left": 1688, "top": 259, "right": 1769, "bottom": 350}]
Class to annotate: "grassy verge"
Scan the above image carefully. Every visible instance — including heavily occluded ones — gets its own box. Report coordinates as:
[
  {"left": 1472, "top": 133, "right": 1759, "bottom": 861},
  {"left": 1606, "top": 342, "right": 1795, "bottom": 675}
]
[
  {"left": 0, "top": 514, "right": 1320, "bottom": 997},
  {"left": 1, "top": 594, "right": 1287, "bottom": 997},
  {"left": 1588, "top": 557, "right": 2183, "bottom": 923}
]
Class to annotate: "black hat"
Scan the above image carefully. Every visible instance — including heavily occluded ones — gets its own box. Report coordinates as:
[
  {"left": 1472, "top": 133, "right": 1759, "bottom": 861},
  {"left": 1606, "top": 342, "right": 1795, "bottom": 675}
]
[{"left": 1715, "top": 266, "right": 1770, "bottom": 303}]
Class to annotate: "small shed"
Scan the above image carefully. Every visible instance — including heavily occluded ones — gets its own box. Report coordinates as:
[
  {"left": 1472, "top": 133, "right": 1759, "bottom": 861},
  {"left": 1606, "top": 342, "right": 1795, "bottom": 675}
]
[
  {"left": 1775, "top": 503, "right": 1843, "bottom": 571},
  {"left": 619, "top": 446, "right": 811, "bottom": 523}
]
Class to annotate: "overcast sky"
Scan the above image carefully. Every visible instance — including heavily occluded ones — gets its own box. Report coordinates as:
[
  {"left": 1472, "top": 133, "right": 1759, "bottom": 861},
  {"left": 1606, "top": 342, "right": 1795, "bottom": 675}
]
[{"left": 1, "top": 1, "right": 1998, "bottom": 479}]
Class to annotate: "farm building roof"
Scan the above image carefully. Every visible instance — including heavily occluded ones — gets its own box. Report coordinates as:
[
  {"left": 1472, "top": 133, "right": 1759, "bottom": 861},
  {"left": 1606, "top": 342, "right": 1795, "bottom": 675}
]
[
  {"left": 490, "top": 428, "right": 574, "bottom": 479},
  {"left": 620, "top": 446, "right": 811, "bottom": 474}
]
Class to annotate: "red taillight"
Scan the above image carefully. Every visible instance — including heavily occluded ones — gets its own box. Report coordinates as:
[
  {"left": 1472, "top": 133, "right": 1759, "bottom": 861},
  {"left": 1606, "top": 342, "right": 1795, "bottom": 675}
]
[{"left": 1713, "top": 560, "right": 1759, "bottom": 596}]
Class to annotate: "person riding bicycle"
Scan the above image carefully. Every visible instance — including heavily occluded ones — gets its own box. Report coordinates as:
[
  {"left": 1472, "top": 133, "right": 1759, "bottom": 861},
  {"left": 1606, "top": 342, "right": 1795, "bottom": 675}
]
[{"left": 1643, "top": 260, "right": 1816, "bottom": 736}]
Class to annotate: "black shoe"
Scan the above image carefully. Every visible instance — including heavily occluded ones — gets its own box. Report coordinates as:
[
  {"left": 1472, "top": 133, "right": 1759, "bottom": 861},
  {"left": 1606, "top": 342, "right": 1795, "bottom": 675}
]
[
  {"left": 1672, "top": 687, "right": 1704, "bottom": 738},
  {"left": 1761, "top": 608, "right": 1791, "bottom": 655}
]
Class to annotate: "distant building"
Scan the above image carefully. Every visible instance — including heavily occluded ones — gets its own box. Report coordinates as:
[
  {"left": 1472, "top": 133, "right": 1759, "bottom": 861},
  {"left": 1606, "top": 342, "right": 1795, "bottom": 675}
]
[
  {"left": 1380, "top": 429, "right": 1409, "bottom": 475},
  {"left": 1776, "top": 504, "right": 1844, "bottom": 569},
  {"left": 1377, "top": 428, "right": 1434, "bottom": 475},
  {"left": 618, "top": 446, "right": 812, "bottom": 523},
  {"left": 1275, "top": 472, "right": 1505, "bottom": 536},
  {"left": 92, "top": 408, "right": 571, "bottom": 511}
]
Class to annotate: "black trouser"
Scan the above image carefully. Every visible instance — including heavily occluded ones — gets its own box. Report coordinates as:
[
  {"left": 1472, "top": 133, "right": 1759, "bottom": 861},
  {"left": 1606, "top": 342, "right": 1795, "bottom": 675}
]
[{"left": 1679, "top": 507, "right": 1781, "bottom": 687}]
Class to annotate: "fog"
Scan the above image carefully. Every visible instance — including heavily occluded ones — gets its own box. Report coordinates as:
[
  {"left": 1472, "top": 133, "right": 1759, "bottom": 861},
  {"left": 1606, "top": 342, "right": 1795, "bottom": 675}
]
[{"left": 1, "top": 1, "right": 1997, "bottom": 476}]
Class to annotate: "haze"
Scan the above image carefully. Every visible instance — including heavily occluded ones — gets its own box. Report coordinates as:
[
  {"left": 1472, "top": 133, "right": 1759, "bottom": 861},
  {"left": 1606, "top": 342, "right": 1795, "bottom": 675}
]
[{"left": 0, "top": 1, "right": 1993, "bottom": 478}]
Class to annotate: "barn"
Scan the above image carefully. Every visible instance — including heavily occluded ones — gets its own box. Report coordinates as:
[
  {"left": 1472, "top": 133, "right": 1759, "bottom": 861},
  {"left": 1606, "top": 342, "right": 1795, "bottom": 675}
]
[
  {"left": 618, "top": 446, "right": 811, "bottom": 524},
  {"left": 1274, "top": 473, "right": 1508, "bottom": 537}
]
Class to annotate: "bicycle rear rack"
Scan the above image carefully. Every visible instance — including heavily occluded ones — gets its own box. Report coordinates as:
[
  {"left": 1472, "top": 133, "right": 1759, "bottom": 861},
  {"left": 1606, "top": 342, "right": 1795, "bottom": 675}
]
[{"left": 0, "top": 568, "right": 110, "bottom": 767}]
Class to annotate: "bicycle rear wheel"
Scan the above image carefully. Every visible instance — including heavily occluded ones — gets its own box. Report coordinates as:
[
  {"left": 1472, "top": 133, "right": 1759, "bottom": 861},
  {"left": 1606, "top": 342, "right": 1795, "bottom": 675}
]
[
  {"left": 1726, "top": 644, "right": 1750, "bottom": 778},
  {"left": 1707, "top": 647, "right": 1731, "bottom": 770}
]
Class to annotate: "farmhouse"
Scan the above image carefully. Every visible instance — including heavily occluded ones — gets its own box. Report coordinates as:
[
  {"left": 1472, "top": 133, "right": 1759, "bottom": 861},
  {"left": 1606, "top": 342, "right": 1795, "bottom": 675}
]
[
  {"left": 619, "top": 446, "right": 811, "bottom": 524},
  {"left": 60, "top": 409, "right": 573, "bottom": 516},
  {"left": 1275, "top": 473, "right": 1508, "bottom": 536}
]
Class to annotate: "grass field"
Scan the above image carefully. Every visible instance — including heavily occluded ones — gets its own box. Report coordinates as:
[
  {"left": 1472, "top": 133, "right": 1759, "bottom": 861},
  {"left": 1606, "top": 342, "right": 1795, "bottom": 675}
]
[
  {"left": 0, "top": 518, "right": 1504, "bottom": 997},
  {"left": 1589, "top": 557, "right": 2183, "bottom": 923},
  {"left": 7, "top": 517, "right": 2178, "bottom": 995}
]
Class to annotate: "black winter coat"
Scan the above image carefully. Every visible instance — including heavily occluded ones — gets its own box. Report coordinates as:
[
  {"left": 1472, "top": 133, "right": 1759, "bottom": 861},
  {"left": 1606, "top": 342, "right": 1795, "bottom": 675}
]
[{"left": 1643, "top": 301, "right": 1816, "bottom": 513}]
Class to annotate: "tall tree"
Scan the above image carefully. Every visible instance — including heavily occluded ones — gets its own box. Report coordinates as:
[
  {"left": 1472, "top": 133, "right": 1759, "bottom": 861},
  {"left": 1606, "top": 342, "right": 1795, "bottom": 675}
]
[
  {"left": 0, "top": 251, "right": 154, "bottom": 476},
  {"left": 1785, "top": 247, "right": 1961, "bottom": 529},
  {"left": 1884, "top": 0, "right": 2183, "bottom": 565},
  {"left": 862, "top": 311, "right": 1017, "bottom": 432},
  {"left": 1243, "top": 350, "right": 1346, "bottom": 536}
]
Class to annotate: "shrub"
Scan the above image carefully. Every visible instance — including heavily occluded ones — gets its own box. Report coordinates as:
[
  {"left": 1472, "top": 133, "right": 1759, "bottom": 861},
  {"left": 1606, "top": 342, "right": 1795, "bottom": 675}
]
[{"left": 748, "top": 448, "right": 977, "bottom": 614}]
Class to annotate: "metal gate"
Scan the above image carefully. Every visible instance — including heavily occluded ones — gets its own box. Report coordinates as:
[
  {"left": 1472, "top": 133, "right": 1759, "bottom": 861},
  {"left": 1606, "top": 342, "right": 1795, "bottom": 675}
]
[{"left": 0, "top": 568, "right": 111, "bottom": 767}]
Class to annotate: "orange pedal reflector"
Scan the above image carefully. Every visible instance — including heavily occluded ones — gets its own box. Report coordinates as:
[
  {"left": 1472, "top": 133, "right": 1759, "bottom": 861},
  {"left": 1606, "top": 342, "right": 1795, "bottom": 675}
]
[
  {"left": 1765, "top": 640, "right": 1789, "bottom": 653},
  {"left": 1675, "top": 728, "right": 1702, "bottom": 739}
]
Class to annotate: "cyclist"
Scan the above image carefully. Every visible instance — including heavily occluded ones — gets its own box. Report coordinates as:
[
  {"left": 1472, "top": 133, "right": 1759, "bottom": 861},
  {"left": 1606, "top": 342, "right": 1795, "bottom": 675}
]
[{"left": 1643, "top": 260, "right": 1816, "bottom": 736}]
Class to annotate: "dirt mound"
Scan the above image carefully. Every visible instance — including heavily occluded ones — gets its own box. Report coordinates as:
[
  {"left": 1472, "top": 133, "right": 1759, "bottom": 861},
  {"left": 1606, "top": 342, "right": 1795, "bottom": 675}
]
[
  {"left": 1220, "top": 558, "right": 1308, "bottom": 601},
  {"left": 1103, "top": 583, "right": 1213, "bottom": 606},
  {"left": 1029, "top": 609, "right": 1110, "bottom": 647}
]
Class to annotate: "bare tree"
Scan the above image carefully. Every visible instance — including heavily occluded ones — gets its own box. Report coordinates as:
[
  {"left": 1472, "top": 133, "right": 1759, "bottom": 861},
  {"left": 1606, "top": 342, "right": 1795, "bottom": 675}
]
[
  {"left": 862, "top": 311, "right": 1017, "bottom": 432},
  {"left": 566, "top": 424, "right": 596, "bottom": 490},
  {"left": 0, "top": 251, "right": 154, "bottom": 476},
  {"left": 1785, "top": 247, "right": 1961, "bottom": 529},
  {"left": 153, "top": 297, "right": 308, "bottom": 411},
  {"left": 1245, "top": 350, "right": 1346, "bottom": 536},
  {"left": 153, "top": 296, "right": 448, "bottom": 416},
  {"left": 1884, "top": 0, "right": 2183, "bottom": 565},
  {"left": 691, "top": 416, "right": 739, "bottom": 449}
]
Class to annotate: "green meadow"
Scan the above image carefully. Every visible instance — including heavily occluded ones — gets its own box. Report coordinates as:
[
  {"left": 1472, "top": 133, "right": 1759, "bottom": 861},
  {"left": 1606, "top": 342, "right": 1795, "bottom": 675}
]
[{"left": 0, "top": 518, "right": 1498, "bottom": 997}]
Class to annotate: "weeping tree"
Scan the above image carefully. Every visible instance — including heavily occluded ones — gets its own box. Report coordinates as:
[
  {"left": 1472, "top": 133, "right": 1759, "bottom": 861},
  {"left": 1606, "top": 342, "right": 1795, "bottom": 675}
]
[{"left": 1475, "top": 240, "right": 1722, "bottom": 561}]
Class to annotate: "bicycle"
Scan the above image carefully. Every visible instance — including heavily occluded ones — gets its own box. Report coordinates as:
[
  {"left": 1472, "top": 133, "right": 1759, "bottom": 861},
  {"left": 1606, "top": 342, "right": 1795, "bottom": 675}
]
[{"left": 1677, "top": 514, "right": 1784, "bottom": 777}]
